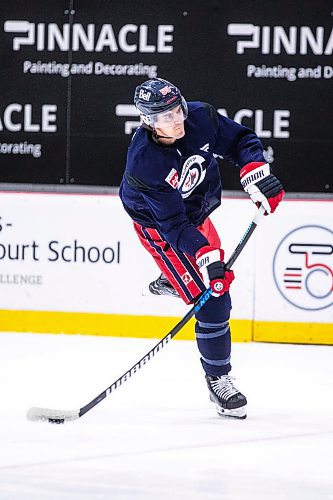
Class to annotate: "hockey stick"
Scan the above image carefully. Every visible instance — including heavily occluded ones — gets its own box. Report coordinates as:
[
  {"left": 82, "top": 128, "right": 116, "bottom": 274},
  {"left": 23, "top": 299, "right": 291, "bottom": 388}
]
[{"left": 27, "top": 208, "right": 264, "bottom": 424}]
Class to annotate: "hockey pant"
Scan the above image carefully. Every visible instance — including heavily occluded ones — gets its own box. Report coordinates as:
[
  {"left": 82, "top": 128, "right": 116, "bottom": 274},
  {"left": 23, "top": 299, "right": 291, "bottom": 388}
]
[{"left": 133, "top": 217, "right": 232, "bottom": 376}]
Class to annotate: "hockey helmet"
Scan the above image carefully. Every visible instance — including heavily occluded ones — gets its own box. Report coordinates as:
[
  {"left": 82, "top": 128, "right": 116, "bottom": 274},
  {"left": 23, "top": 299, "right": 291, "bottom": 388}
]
[{"left": 134, "top": 78, "right": 188, "bottom": 127}]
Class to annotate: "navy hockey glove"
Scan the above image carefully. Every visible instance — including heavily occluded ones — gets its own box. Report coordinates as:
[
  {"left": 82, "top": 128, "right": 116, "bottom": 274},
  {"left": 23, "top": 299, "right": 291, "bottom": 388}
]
[
  {"left": 195, "top": 245, "right": 235, "bottom": 297},
  {"left": 240, "top": 162, "right": 285, "bottom": 215}
]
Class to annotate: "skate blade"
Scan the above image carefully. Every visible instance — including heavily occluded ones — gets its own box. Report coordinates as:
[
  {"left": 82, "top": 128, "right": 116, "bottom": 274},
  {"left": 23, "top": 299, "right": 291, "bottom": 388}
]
[{"left": 214, "top": 403, "right": 247, "bottom": 420}]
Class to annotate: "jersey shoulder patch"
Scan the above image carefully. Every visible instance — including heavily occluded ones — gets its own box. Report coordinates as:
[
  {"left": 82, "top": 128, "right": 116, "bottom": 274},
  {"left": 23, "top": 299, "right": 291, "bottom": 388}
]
[{"left": 165, "top": 168, "right": 179, "bottom": 189}]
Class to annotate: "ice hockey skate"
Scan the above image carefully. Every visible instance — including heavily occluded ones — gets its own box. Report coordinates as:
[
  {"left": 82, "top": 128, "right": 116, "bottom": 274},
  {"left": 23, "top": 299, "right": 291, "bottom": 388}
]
[
  {"left": 147, "top": 273, "right": 180, "bottom": 298},
  {"left": 206, "top": 374, "right": 247, "bottom": 419}
]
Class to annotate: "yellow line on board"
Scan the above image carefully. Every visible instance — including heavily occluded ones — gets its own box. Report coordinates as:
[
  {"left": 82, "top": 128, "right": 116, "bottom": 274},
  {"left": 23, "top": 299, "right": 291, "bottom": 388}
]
[
  {"left": 254, "top": 320, "right": 333, "bottom": 345},
  {"left": 0, "top": 310, "right": 331, "bottom": 344},
  {"left": 0, "top": 310, "right": 252, "bottom": 342}
]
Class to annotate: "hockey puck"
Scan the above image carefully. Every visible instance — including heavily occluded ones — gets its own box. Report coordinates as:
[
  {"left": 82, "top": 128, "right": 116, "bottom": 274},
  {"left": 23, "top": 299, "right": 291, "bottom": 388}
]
[{"left": 48, "top": 417, "right": 65, "bottom": 424}]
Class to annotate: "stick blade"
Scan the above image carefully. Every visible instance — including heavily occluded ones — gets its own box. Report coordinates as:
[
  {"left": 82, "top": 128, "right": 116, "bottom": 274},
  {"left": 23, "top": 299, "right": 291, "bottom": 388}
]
[{"left": 27, "top": 407, "right": 80, "bottom": 424}]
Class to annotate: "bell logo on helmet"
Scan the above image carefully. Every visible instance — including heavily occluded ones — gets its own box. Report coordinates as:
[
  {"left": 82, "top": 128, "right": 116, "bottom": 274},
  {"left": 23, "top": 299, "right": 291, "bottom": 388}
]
[{"left": 138, "top": 89, "right": 151, "bottom": 101}]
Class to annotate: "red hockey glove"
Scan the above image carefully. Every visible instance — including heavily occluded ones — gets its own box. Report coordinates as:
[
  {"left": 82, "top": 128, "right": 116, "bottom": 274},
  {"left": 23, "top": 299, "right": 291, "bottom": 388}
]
[
  {"left": 195, "top": 245, "right": 235, "bottom": 297},
  {"left": 240, "top": 162, "right": 285, "bottom": 215}
]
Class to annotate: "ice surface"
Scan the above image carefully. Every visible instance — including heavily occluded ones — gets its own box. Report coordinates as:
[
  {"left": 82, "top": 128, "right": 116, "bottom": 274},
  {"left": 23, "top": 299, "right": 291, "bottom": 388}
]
[{"left": 0, "top": 332, "right": 332, "bottom": 500}]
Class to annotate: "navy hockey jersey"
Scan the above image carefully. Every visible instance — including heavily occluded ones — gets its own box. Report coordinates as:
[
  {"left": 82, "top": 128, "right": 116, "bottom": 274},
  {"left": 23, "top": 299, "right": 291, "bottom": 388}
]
[{"left": 119, "top": 101, "right": 266, "bottom": 257}]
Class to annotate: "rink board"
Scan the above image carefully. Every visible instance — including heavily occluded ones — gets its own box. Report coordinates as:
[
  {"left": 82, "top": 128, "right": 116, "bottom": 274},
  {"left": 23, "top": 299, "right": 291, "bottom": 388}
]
[
  {"left": 0, "top": 192, "right": 332, "bottom": 344},
  {"left": 0, "top": 310, "right": 252, "bottom": 342}
]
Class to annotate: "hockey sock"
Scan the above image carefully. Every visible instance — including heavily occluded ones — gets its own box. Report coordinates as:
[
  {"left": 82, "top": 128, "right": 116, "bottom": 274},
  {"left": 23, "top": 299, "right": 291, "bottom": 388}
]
[{"left": 195, "top": 320, "right": 231, "bottom": 376}]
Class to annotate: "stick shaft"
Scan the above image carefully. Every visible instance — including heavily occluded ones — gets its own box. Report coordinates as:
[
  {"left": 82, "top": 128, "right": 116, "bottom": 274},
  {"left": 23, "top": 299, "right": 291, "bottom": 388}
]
[{"left": 79, "top": 211, "right": 262, "bottom": 418}]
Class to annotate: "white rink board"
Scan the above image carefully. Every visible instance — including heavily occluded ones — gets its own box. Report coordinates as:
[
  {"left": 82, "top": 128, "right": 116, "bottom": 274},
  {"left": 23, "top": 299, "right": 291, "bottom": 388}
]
[
  {"left": 254, "top": 199, "right": 333, "bottom": 324},
  {"left": 0, "top": 192, "right": 331, "bottom": 327},
  {"left": 0, "top": 192, "right": 254, "bottom": 319}
]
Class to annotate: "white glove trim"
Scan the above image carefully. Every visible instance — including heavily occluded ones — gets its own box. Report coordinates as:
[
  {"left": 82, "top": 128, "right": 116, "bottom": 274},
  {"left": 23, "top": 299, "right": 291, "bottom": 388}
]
[
  {"left": 247, "top": 185, "right": 271, "bottom": 213},
  {"left": 196, "top": 248, "right": 221, "bottom": 270},
  {"left": 196, "top": 248, "right": 222, "bottom": 293}
]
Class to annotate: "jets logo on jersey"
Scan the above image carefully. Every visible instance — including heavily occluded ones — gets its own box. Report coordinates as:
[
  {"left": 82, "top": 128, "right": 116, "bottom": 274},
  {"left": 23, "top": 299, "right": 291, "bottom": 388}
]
[
  {"left": 165, "top": 168, "right": 179, "bottom": 189},
  {"left": 178, "top": 155, "right": 206, "bottom": 199}
]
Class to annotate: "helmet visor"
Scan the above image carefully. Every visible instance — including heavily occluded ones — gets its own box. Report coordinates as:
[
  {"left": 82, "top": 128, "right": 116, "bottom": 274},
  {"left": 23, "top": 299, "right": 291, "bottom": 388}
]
[{"left": 150, "top": 103, "right": 188, "bottom": 127}]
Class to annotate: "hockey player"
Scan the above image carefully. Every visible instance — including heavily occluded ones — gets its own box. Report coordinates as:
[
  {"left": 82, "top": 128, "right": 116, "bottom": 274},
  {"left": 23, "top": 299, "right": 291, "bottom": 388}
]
[{"left": 119, "top": 78, "right": 284, "bottom": 419}]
